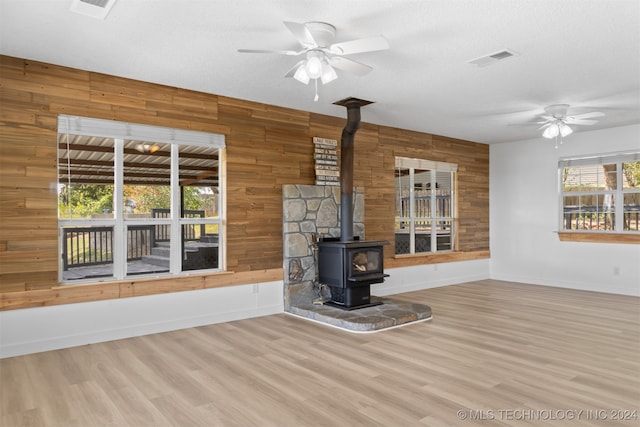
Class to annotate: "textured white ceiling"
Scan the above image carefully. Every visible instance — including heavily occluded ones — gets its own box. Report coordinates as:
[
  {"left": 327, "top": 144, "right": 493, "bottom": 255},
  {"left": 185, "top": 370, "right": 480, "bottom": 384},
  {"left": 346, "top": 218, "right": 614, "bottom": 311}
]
[{"left": 1, "top": 0, "right": 639, "bottom": 144}]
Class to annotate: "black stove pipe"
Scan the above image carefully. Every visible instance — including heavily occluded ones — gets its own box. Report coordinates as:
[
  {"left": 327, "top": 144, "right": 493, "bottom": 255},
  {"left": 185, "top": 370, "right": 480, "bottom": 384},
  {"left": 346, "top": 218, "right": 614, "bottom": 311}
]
[{"left": 334, "top": 97, "right": 372, "bottom": 242}]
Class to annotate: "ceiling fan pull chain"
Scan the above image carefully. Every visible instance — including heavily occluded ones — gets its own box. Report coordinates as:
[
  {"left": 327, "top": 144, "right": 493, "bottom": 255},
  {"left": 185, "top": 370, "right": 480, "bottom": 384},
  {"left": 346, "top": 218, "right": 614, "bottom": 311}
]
[{"left": 314, "top": 79, "right": 319, "bottom": 102}]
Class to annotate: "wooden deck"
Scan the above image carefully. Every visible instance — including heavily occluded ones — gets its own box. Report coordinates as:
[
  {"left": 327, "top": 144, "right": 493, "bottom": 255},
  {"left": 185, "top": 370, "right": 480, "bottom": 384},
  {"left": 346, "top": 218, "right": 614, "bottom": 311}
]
[
  {"left": 63, "top": 261, "right": 169, "bottom": 281},
  {"left": 63, "top": 241, "right": 219, "bottom": 281}
]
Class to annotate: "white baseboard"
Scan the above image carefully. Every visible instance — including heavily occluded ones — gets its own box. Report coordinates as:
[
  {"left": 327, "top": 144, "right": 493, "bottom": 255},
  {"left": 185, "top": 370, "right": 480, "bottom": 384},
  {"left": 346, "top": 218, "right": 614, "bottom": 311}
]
[
  {"left": 373, "top": 259, "right": 490, "bottom": 296},
  {"left": 0, "top": 281, "right": 284, "bottom": 359},
  {"left": 2, "top": 259, "right": 527, "bottom": 358},
  {"left": 489, "top": 272, "right": 640, "bottom": 297}
]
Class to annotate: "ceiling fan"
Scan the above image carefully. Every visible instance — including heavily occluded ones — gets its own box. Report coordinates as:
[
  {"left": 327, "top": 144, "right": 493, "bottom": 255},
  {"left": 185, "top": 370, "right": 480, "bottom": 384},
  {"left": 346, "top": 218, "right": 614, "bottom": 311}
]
[
  {"left": 534, "top": 104, "right": 605, "bottom": 147},
  {"left": 238, "top": 21, "right": 389, "bottom": 101}
]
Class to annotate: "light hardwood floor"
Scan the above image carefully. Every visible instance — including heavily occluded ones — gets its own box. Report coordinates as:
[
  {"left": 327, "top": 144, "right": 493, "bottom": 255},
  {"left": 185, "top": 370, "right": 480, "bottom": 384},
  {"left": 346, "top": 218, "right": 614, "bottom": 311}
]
[{"left": 1, "top": 280, "right": 638, "bottom": 427}]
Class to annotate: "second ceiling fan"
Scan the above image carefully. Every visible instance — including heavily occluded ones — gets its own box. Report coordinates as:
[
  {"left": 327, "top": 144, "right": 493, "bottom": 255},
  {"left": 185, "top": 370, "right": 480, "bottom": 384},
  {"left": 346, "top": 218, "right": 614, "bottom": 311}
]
[{"left": 537, "top": 104, "right": 604, "bottom": 147}]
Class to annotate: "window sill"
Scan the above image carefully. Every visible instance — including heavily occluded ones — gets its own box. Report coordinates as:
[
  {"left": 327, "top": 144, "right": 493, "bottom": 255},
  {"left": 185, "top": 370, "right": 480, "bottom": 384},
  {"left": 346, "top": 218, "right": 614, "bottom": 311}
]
[
  {"left": 0, "top": 269, "right": 285, "bottom": 311},
  {"left": 557, "top": 232, "right": 640, "bottom": 244},
  {"left": 387, "top": 250, "right": 490, "bottom": 268}
]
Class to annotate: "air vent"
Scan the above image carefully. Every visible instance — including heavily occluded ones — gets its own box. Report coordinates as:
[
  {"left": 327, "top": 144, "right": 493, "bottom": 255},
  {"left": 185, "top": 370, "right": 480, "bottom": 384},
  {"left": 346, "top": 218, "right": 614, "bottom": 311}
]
[
  {"left": 468, "top": 49, "right": 518, "bottom": 67},
  {"left": 70, "top": 0, "right": 117, "bottom": 19}
]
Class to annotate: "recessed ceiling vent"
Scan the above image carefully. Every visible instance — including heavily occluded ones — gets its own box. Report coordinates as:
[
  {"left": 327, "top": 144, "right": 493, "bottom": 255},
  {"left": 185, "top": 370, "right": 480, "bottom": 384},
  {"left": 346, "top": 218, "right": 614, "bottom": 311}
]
[
  {"left": 468, "top": 49, "right": 518, "bottom": 67},
  {"left": 70, "top": 0, "right": 117, "bottom": 19}
]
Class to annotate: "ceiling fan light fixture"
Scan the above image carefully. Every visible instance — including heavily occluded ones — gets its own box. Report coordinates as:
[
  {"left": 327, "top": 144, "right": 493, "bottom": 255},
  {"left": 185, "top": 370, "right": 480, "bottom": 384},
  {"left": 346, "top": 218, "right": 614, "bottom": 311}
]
[
  {"left": 542, "top": 121, "right": 573, "bottom": 140},
  {"left": 521, "top": 104, "right": 603, "bottom": 147},
  {"left": 294, "top": 51, "right": 337, "bottom": 86},
  {"left": 135, "top": 143, "right": 160, "bottom": 154},
  {"left": 320, "top": 61, "right": 338, "bottom": 84},
  {"left": 293, "top": 64, "right": 311, "bottom": 84},
  {"left": 542, "top": 124, "right": 559, "bottom": 139},
  {"left": 240, "top": 20, "right": 389, "bottom": 101},
  {"left": 305, "top": 55, "right": 323, "bottom": 79},
  {"left": 560, "top": 123, "right": 573, "bottom": 137}
]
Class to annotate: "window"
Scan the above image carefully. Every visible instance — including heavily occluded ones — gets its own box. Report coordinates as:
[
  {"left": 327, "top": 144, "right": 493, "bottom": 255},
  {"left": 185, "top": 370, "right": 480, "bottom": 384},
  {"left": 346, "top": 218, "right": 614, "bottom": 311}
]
[
  {"left": 57, "top": 115, "right": 225, "bottom": 283},
  {"left": 559, "top": 152, "right": 640, "bottom": 233},
  {"left": 395, "top": 157, "right": 457, "bottom": 255}
]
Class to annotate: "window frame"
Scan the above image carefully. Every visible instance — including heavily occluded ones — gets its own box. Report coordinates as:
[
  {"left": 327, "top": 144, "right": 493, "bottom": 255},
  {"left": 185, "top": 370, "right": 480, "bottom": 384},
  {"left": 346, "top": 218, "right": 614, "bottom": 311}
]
[
  {"left": 57, "top": 115, "right": 225, "bottom": 283},
  {"left": 557, "top": 151, "right": 640, "bottom": 240},
  {"left": 394, "top": 156, "right": 457, "bottom": 255}
]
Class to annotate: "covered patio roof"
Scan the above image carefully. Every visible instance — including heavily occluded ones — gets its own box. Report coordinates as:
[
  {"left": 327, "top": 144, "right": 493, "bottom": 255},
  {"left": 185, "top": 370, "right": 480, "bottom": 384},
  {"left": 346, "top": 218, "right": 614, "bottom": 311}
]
[{"left": 58, "top": 134, "right": 219, "bottom": 187}]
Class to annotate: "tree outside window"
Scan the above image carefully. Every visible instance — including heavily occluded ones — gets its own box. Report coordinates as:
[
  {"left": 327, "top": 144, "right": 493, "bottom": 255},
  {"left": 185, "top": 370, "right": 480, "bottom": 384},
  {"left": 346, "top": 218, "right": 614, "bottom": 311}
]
[
  {"left": 559, "top": 153, "right": 640, "bottom": 233},
  {"left": 57, "top": 116, "right": 224, "bottom": 283}
]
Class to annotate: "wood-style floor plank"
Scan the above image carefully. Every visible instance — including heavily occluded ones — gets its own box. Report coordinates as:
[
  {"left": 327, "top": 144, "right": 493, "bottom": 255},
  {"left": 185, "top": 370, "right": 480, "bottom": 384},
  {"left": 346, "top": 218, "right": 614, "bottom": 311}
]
[{"left": 1, "top": 280, "right": 638, "bottom": 426}]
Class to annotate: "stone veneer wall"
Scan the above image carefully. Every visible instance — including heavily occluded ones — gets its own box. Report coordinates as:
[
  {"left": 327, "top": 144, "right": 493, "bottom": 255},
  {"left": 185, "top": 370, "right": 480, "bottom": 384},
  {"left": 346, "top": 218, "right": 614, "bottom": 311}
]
[{"left": 282, "top": 185, "right": 364, "bottom": 309}]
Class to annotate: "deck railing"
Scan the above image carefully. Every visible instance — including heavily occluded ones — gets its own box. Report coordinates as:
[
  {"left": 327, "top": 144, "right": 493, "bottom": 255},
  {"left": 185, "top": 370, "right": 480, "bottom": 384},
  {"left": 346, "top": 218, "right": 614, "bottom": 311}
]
[
  {"left": 563, "top": 204, "right": 640, "bottom": 231},
  {"left": 62, "top": 225, "right": 152, "bottom": 269},
  {"left": 150, "top": 208, "right": 205, "bottom": 247},
  {"left": 398, "top": 194, "right": 451, "bottom": 219},
  {"left": 63, "top": 209, "right": 206, "bottom": 269}
]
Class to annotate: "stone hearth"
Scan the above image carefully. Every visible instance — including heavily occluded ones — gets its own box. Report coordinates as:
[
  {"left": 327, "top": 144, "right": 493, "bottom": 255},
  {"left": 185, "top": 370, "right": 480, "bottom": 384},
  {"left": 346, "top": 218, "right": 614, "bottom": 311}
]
[
  {"left": 283, "top": 184, "right": 364, "bottom": 309},
  {"left": 288, "top": 296, "right": 432, "bottom": 332},
  {"left": 282, "top": 184, "right": 432, "bottom": 332}
]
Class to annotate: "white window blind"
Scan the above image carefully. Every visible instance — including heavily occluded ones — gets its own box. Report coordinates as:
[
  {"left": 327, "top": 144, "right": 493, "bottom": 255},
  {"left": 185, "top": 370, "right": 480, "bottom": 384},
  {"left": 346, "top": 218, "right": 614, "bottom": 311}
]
[
  {"left": 558, "top": 152, "right": 640, "bottom": 168},
  {"left": 395, "top": 157, "right": 458, "bottom": 173},
  {"left": 58, "top": 115, "right": 225, "bottom": 148}
]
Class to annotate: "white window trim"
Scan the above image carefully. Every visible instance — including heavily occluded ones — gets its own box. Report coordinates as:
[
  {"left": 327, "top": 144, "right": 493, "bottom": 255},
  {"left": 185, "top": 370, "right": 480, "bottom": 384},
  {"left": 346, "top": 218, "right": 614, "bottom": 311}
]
[
  {"left": 558, "top": 151, "right": 640, "bottom": 234},
  {"left": 395, "top": 156, "right": 457, "bottom": 254},
  {"left": 57, "top": 115, "right": 225, "bottom": 282}
]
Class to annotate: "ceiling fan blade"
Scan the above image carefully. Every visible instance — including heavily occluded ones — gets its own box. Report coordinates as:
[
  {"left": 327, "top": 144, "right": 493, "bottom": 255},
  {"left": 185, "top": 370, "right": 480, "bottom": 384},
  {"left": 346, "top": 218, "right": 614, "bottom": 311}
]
[
  {"left": 508, "top": 123, "right": 538, "bottom": 127},
  {"left": 327, "top": 56, "right": 372, "bottom": 76},
  {"left": 508, "top": 121, "right": 548, "bottom": 127},
  {"left": 284, "top": 60, "right": 305, "bottom": 78},
  {"left": 238, "top": 48, "right": 303, "bottom": 56},
  {"left": 537, "top": 123, "right": 552, "bottom": 130},
  {"left": 544, "top": 104, "right": 570, "bottom": 118},
  {"left": 329, "top": 36, "right": 390, "bottom": 55},
  {"left": 565, "top": 118, "right": 598, "bottom": 126},
  {"left": 567, "top": 111, "right": 605, "bottom": 120},
  {"left": 283, "top": 21, "right": 317, "bottom": 48}
]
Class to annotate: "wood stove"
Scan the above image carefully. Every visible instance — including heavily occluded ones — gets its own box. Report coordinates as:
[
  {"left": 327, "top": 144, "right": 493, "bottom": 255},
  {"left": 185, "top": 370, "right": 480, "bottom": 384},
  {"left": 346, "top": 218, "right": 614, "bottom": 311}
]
[
  {"left": 318, "top": 238, "right": 388, "bottom": 309},
  {"left": 316, "top": 97, "right": 389, "bottom": 309}
]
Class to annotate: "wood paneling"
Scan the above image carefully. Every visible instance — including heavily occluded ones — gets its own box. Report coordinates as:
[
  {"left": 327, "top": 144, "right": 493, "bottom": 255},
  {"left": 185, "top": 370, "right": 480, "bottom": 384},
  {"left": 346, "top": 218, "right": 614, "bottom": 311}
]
[
  {"left": 0, "top": 55, "right": 489, "bottom": 309},
  {"left": 557, "top": 232, "right": 640, "bottom": 244},
  {"left": 0, "top": 269, "right": 283, "bottom": 310}
]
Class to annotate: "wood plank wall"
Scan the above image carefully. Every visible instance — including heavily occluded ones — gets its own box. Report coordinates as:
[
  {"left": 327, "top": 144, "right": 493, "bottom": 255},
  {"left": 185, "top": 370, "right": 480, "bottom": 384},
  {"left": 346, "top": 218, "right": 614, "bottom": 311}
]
[{"left": 0, "top": 55, "right": 489, "bottom": 309}]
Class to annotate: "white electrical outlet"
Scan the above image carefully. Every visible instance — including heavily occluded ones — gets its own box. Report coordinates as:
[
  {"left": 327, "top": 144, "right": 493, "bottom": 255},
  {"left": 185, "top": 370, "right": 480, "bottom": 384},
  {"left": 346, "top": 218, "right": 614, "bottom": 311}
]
[{"left": 251, "top": 284, "right": 259, "bottom": 294}]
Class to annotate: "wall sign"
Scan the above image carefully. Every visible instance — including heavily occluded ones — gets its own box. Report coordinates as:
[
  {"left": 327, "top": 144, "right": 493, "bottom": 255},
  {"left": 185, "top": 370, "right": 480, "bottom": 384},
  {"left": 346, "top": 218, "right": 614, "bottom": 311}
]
[{"left": 313, "top": 137, "right": 339, "bottom": 185}]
